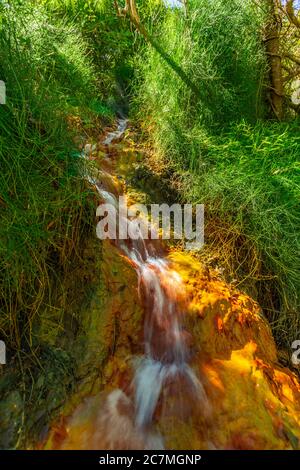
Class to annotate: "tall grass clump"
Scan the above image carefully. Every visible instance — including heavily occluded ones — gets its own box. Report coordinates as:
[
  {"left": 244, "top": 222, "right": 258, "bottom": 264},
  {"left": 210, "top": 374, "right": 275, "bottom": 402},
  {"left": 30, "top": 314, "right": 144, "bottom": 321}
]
[
  {"left": 41, "top": 0, "right": 136, "bottom": 115},
  {"left": 185, "top": 121, "right": 300, "bottom": 349},
  {"left": 0, "top": 1, "right": 97, "bottom": 351},
  {"left": 136, "top": 0, "right": 266, "bottom": 170},
  {"left": 136, "top": 0, "right": 300, "bottom": 349}
]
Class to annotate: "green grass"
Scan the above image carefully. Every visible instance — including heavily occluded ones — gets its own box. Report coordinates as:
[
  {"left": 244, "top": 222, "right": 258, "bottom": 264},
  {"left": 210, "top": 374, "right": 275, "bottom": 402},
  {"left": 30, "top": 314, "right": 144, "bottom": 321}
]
[
  {"left": 41, "top": 0, "right": 136, "bottom": 111},
  {"left": 0, "top": 1, "right": 98, "bottom": 351},
  {"left": 0, "top": 0, "right": 136, "bottom": 448},
  {"left": 135, "top": 0, "right": 300, "bottom": 349},
  {"left": 136, "top": 0, "right": 266, "bottom": 136},
  {"left": 184, "top": 121, "right": 300, "bottom": 349}
]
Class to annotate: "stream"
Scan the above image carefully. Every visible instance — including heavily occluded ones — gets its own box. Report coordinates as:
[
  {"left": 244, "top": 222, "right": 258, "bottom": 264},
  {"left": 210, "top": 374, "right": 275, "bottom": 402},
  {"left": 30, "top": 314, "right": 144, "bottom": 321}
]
[{"left": 83, "top": 120, "right": 209, "bottom": 449}]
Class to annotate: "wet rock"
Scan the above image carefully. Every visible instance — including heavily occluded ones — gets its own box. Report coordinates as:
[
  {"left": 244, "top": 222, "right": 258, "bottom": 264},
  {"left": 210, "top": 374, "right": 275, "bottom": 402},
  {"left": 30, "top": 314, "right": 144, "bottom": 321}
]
[{"left": 161, "top": 252, "right": 300, "bottom": 450}]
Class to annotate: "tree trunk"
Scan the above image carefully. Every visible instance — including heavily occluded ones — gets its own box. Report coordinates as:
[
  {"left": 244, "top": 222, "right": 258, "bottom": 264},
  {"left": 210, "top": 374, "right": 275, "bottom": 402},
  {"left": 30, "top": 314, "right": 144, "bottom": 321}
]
[{"left": 265, "top": 0, "right": 284, "bottom": 120}]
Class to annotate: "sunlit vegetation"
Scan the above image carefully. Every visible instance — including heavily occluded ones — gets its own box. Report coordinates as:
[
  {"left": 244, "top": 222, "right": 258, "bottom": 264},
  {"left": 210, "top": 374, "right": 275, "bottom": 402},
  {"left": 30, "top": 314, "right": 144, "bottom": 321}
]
[
  {"left": 0, "top": 0, "right": 300, "bottom": 450},
  {"left": 0, "top": 0, "right": 129, "bottom": 447},
  {"left": 135, "top": 0, "right": 300, "bottom": 350},
  {"left": 0, "top": 1, "right": 98, "bottom": 352}
]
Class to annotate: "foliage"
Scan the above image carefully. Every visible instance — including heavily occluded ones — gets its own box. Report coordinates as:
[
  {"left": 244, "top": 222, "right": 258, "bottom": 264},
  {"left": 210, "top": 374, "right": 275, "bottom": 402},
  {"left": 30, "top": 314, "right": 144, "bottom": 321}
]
[
  {"left": 185, "top": 120, "right": 300, "bottom": 348},
  {"left": 136, "top": 0, "right": 266, "bottom": 137},
  {"left": 41, "top": 0, "right": 137, "bottom": 113},
  {"left": 0, "top": 1, "right": 96, "bottom": 350},
  {"left": 136, "top": 0, "right": 300, "bottom": 348}
]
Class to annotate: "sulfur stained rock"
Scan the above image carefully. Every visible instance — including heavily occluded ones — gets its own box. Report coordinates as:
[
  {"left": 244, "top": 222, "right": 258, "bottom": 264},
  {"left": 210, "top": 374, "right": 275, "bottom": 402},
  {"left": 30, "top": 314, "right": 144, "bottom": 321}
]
[
  {"left": 43, "top": 241, "right": 144, "bottom": 450},
  {"left": 169, "top": 252, "right": 277, "bottom": 363},
  {"left": 162, "top": 252, "right": 300, "bottom": 450},
  {"left": 45, "top": 247, "right": 300, "bottom": 450}
]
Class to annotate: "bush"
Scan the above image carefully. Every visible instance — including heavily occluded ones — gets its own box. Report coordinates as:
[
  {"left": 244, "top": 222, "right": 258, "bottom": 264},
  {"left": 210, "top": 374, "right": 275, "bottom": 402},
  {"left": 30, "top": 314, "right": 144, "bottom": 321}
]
[
  {"left": 185, "top": 121, "right": 300, "bottom": 348},
  {"left": 0, "top": 1, "right": 96, "bottom": 350},
  {"left": 136, "top": 0, "right": 300, "bottom": 349},
  {"left": 136, "top": 0, "right": 266, "bottom": 166}
]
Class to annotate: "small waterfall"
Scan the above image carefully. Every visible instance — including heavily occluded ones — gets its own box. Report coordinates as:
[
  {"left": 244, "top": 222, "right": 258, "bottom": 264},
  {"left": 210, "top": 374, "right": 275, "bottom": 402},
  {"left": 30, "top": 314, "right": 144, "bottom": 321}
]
[
  {"left": 84, "top": 120, "right": 209, "bottom": 450},
  {"left": 102, "top": 118, "right": 128, "bottom": 146}
]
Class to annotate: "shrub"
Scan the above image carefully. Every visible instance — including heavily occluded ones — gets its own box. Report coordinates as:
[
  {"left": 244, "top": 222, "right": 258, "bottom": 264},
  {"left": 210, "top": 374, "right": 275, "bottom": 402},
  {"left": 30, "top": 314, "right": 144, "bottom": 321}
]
[
  {"left": 136, "top": 0, "right": 300, "bottom": 349},
  {"left": 0, "top": 1, "right": 96, "bottom": 350}
]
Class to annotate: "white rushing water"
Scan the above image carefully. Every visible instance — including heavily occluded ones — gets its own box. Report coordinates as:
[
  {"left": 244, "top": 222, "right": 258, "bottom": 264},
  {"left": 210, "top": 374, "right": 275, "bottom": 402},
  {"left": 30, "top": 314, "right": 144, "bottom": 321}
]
[{"left": 102, "top": 118, "right": 128, "bottom": 146}]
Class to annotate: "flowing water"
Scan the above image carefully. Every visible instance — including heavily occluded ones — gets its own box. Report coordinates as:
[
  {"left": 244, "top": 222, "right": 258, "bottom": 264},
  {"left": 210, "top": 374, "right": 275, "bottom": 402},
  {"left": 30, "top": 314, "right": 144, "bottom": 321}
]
[{"left": 79, "top": 120, "right": 209, "bottom": 449}]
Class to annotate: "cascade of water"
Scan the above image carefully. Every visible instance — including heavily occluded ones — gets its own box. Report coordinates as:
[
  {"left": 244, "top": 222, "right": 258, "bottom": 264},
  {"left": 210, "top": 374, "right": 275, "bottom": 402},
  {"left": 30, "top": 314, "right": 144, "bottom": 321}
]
[
  {"left": 102, "top": 119, "right": 128, "bottom": 146},
  {"left": 84, "top": 120, "right": 209, "bottom": 449}
]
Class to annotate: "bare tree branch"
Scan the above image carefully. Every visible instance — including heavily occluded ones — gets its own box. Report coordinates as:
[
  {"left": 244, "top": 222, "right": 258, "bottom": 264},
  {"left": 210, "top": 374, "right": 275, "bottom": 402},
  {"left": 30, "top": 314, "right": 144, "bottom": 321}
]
[
  {"left": 265, "top": 0, "right": 284, "bottom": 119},
  {"left": 286, "top": 0, "right": 300, "bottom": 29}
]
